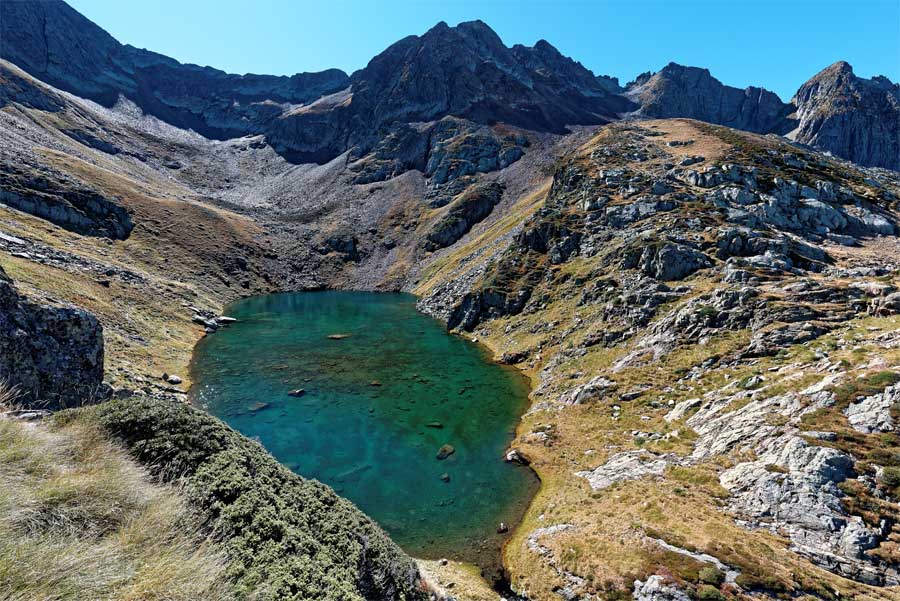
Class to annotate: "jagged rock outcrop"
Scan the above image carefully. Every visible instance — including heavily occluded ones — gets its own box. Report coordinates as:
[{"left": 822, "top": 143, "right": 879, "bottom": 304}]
[
  {"left": 0, "top": 265, "right": 105, "bottom": 408},
  {"left": 424, "top": 182, "right": 504, "bottom": 251},
  {"left": 789, "top": 61, "right": 900, "bottom": 171},
  {"left": 626, "top": 62, "right": 792, "bottom": 133},
  {"left": 685, "top": 377, "right": 900, "bottom": 587},
  {"left": 621, "top": 240, "right": 712, "bottom": 281},
  {"left": 346, "top": 20, "right": 630, "bottom": 136},
  {"left": 845, "top": 384, "right": 900, "bottom": 434}
]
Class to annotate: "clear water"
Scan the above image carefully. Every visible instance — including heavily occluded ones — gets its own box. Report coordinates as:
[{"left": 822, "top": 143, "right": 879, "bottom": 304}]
[{"left": 190, "top": 291, "right": 538, "bottom": 572}]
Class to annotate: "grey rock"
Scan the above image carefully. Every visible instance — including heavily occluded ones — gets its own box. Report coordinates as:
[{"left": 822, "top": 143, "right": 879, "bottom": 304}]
[
  {"left": 845, "top": 383, "right": 899, "bottom": 434},
  {"left": 604, "top": 199, "right": 675, "bottom": 228},
  {"left": 790, "top": 61, "right": 900, "bottom": 171},
  {"left": 632, "top": 575, "right": 690, "bottom": 601},
  {"left": 687, "top": 378, "right": 900, "bottom": 585},
  {"left": 0, "top": 265, "right": 106, "bottom": 409},
  {"left": 560, "top": 376, "right": 617, "bottom": 405},
  {"left": 575, "top": 450, "right": 672, "bottom": 490},
  {"left": 623, "top": 241, "right": 711, "bottom": 281}
]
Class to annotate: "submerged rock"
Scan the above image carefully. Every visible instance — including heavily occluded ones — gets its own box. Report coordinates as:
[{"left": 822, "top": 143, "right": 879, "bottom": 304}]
[{"left": 436, "top": 444, "right": 456, "bottom": 460}]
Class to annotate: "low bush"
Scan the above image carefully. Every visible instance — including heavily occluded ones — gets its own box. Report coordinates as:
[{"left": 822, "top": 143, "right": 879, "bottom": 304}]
[{"left": 85, "top": 396, "right": 426, "bottom": 601}]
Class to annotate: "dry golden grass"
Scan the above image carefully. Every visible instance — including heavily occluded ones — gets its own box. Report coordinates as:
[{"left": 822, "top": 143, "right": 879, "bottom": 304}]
[
  {"left": 417, "top": 559, "right": 500, "bottom": 601},
  {"left": 0, "top": 407, "right": 237, "bottom": 601}
]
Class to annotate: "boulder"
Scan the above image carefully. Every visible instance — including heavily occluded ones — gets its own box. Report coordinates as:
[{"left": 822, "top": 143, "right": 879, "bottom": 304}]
[
  {"left": 436, "top": 444, "right": 455, "bottom": 460},
  {"left": 0, "top": 265, "right": 105, "bottom": 408},
  {"left": 632, "top": 575, "right": 691, "bottom": 601},
  {"left": 575, "top": 450, "right": 672, "bottom": 490},
  {"left": 845, "top": 384, "right": 899, "bottom": 433},
  {"left": 624, "top": 242, "right": 711, "bottom": 281}
]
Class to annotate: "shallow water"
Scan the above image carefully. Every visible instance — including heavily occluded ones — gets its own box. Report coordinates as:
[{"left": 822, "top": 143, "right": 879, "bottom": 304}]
[{"left": 190, "top": 291, "right": 538, "bottom": 571}]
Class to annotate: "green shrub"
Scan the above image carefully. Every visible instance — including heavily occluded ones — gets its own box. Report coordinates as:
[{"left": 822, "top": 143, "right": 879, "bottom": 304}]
[
  {"left": 697, "top": 584, "right": 726, "bottom": 601},
  {"left": 698, "top": 566, "right": 725, "bottom": 586},
  {"left": 696, "top": 305, "right": 719, "bottom": 320},
  {"left": 879, "top": 466, "right": 900, "bottom": 490},
  {"left": 78, "top": 397, "right": 426, "bottom": 601}
]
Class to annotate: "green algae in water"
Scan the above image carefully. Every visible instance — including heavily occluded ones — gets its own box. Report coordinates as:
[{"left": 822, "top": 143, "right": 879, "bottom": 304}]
[{"left": 191, "top": 291, "right": 538, "bottom": 569}]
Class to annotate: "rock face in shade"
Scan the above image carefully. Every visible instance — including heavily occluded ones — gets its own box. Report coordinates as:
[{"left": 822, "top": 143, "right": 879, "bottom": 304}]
[
  {"left": 345, "top": 21, "right": 631, "bottom": 135},
  {"left": 0, "top": 1, "right": 629, "bottom": 166},
  {"left": 789, "top": 61, "right": 900, "bottom": 171},
  {"left": 267, "top": 20, "right": 634, "bottom": 162},
  {"left": 0, "top": 0, "right": 351, "bottom": 140},
  {"left": 0, "top": 265, "right": 106, "bottom": 408},
  {"left": 625, "top": 62, "right": 793, "bottom": 134}
]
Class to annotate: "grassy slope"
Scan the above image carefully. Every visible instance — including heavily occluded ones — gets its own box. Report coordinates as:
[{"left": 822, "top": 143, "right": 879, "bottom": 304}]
[
  {"left": 0, "top": 402, "right": 235, "bottom": 601},
  {"left": 0, "top": 394, "right": 428, "bottom": 601}
]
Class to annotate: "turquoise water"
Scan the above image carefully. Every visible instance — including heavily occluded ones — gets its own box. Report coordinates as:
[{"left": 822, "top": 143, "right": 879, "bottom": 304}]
[{"left": 190, "top": 291, "right": 537, "bottom": 571}]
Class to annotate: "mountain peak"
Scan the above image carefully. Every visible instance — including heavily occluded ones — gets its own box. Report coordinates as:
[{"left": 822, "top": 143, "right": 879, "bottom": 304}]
[
  {"left": 827, "top": 60, "right": 854, "bottom": 73},
  {"left": 533, "top": 39, "right": 559, "bottom": 53},
  {"left": 628, "top": 61, "right": 790, "bottom": 134},
  {"left": 455, "top": 19, "right": 495, "bottom": 32},
  {"left": 791, "top": 59, "right": 899, "bottom": 170}
]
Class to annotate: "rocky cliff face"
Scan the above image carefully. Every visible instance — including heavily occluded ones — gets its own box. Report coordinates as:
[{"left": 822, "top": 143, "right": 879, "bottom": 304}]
[
  {"left": 344, "top": 20, "right": 630, "bottom": 135},
  {"left": 625, "top": 62, "right": 793, "bottom": 134},
  {"left": 268, "top": 20, "right": 631, "bottom": 164},
  {"left": 625, "top": 61, "right": 900, "bottom": 172},
  {"left": 0, "top": 265, "right": 106, "bottom": 408},
  {"left": 789, "top": 61, "right": 900, "bottom": 171}
]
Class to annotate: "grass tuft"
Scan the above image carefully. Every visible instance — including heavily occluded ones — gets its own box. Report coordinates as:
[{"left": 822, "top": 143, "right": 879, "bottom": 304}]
[{"left": 0, "top": 405, "right": 235, "bottom": 601}]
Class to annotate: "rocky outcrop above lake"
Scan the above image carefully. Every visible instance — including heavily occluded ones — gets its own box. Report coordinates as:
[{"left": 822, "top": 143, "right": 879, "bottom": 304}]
[
  {"left": 425, "top": 182, "right": 504, "bottom": 251},
  {"left": 0, "top": 159, "right": 133, "bottom": 239},
  {"left": 0, "top": 265, "right": 105, "bottom": 408}
]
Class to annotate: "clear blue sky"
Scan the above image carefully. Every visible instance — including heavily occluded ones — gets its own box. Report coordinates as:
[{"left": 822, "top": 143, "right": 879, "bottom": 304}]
[{"left": 68, "top": 0, "right": 899, "bottom": 101}]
